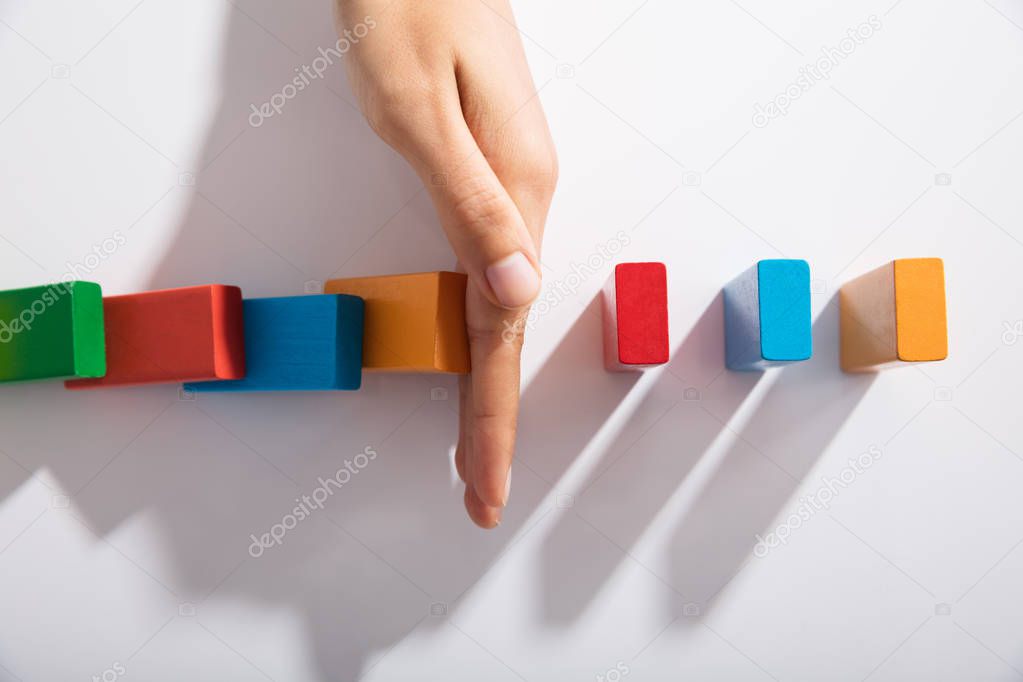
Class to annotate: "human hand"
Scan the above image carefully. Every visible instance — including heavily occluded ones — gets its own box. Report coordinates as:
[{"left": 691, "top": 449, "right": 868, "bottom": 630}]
[{"left": 335, "top": 1, "right": 558, "bottom": 527}]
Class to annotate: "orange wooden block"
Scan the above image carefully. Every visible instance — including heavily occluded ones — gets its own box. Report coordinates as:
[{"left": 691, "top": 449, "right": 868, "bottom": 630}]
[
  {"left": 324, "top": 272, "right": 469, "bottom": 373},
  {"left": 65, "top": 285, "right": 245, "bottom": 389},
  {"left": 840, "top": 258, "right": 948, "bottom": 372}
]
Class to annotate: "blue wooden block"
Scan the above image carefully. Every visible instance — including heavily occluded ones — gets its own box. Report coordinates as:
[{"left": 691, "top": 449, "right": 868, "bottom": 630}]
[
  {"left": 185, "top": 294, "right": 364, "bottom": 392},
  {"left": 724, "top": 259, "right": 812, "bottom": 371}
]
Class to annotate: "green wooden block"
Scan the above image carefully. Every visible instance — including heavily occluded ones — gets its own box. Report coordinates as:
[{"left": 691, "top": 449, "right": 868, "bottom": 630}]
[{"left": 0, "top": 281, "right": 106, "bottom": 382}]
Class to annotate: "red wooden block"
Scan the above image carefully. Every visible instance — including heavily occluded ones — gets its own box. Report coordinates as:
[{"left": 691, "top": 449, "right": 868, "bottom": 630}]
[
  {"left": 603, "top": 262, "right": 669, "bottom": 371},
  {"left": 65, "top": 285, "right": 245, "bottom": 389}
]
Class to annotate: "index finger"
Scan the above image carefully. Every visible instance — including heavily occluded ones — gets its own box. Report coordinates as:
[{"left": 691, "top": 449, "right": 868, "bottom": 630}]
[{"left": 465, "top": 284, "right": 527, "bottom": 514}]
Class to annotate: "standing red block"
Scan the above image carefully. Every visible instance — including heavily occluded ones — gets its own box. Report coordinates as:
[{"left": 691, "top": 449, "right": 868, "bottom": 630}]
[
  {"left": 66, "top": 285, "right": 245, "bottom": 389},
  {"left": 603, "top": 262, "right": 670, "bottom": 371}
]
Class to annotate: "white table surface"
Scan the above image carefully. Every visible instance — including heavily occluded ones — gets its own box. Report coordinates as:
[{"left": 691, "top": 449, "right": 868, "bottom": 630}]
[{"left": 1, "top": 1, "right": 1022, "bottom": 680}]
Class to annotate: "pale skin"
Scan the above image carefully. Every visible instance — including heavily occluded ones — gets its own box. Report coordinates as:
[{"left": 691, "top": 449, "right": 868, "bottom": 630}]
[{"left": 335, "top": 1, "right": 558, "bottom": 528}]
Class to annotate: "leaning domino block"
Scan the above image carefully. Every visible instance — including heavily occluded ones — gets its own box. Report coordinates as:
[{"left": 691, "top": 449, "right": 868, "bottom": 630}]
[
  {"left": 325, "top": 271, "right": 469, "bottom": 373},
  {"left": 840, "top": 258, "right": 947, "bottom": 372},
  {"left": 0, "top": 281, "right": 105, "bottom": 382},
  {"left": 603, "top": 262, "right": 669, "bottom": 371},
  {"left": 184, "top": 294, "right": 364, "bottom": 392},
  {"left": 724, "top": 259, "right": 812, "bottom": 371},
  {"left": 66, "top": 284, "right": 245, "bottom": 389}
]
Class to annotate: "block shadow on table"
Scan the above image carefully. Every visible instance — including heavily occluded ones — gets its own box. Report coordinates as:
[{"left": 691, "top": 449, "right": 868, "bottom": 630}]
[
  {"left": 665, "top": 296, "right": 877, "bottom": 623},
  {"left": 537, "top": 295, "right": 876, "bottom": 628},
  {"left": 536, "top": 292, "right": 760, "bottom": 623},
  {"left": 0, "top": 3, "right": 457, "bottom": 681}
]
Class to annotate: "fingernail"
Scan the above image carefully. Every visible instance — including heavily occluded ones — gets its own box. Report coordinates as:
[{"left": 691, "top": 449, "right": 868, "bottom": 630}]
[
  {"left": 503, "top": 468, "right": 512, "bottom": 507},
  {"left": 486, "top": 252, "right": 540, "bottom": 308}
]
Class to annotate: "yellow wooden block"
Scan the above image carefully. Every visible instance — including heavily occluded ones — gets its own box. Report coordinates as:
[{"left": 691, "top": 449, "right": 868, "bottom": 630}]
[
  {"left": 324, "top": 271, "right": 470, "bottom": 373},
  {"left": 840, "top": 258, "right": 948, "bottom": 372}
]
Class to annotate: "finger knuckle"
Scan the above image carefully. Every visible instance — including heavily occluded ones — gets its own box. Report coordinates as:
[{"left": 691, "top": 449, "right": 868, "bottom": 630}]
[
  {"left": 506, "top": 140, "right": 559, "bottom": 196},
  {"left": 449, "top": 179, "right": 515, "bottom": 233},
  {"left": 530, "top": 144, "right": 560, "bottom": 192},
  {"left": 364, "top": 78, "right": 440, "bottom": 143},
  {"left": 467, "top": 321, "right": 505, "bottom": 345},
  {"left": 472, "top": 414, "right": 515, "bottom": 451},
  {"left": 469, "top": 309, "right": 530, "bottom": 349}
]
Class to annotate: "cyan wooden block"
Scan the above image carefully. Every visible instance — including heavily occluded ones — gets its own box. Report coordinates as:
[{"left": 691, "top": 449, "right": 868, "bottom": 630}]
[
  {"left": 185, "top": 294, "right": 364, "bottom": 392},
  {"left": 724, "top": 259, "right": 812, "bottom": 371}
]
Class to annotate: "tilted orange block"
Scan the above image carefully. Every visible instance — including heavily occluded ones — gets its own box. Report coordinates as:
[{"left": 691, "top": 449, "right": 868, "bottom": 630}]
[
  {"left": 324, "top": 271, "right": 469, "bottom": 373},
  {"left": 840, "top": 258, "right": 948, "bottom": 372}
]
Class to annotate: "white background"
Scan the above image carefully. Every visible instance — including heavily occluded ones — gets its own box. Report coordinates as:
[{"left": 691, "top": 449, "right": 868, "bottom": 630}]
[{"left": 1, "top": 0, "right": 1022, "bottom": 680}]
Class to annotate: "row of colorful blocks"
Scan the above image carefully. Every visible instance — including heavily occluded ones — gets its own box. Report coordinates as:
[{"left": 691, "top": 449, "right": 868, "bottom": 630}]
[
  {"left": 0, "top": 258, "right": 947, "bottom": 389},
  {"left": 0, "top": 273, "right": 469, "bottom": 390},
  {"left": 605, "top": 258, "right": 948, "bottom": 372}
]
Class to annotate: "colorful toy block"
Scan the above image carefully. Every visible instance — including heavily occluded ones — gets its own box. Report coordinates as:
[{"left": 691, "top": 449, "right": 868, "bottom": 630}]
[
  {"left": 0, "top": 281, "right": 105, "bottom": 382},
  {"left": 184, "top": 294, "right": 364, "bottom": 392},
  {"left": 65, "top": 285, "right": 245, "bottom": 389},
  {"left": 724, "top": 259, "right": 812, "bottom": 371},
  {"left": 840, "top": 258, "right": 947, "bottom": 372},
  {"left": 324, "top": 271, "right": 469, "bottom": 373},
  {"left": 603, "top": 262, "right": 670, "bottom": 371}
]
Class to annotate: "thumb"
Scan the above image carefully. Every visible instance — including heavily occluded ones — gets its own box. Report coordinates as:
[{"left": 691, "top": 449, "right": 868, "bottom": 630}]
[{"left": 394, "top": 106, "right": 542, "bottom": 310}]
